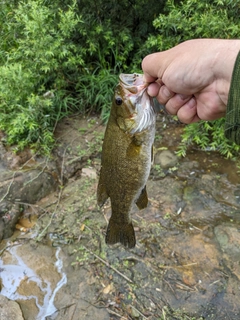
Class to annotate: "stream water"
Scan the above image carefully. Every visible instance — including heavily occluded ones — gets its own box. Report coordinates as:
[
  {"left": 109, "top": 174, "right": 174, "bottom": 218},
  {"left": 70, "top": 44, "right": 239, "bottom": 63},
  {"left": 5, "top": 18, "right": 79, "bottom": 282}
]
[{"left": 0, "top": 240, "right": 67, "bottom": 319}]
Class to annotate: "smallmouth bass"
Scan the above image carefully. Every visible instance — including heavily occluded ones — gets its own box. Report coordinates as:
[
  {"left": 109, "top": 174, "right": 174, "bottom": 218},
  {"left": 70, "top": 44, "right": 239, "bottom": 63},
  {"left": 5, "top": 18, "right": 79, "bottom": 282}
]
[{"left": 97, "top": 73, "right": 156, "bottom": 248}]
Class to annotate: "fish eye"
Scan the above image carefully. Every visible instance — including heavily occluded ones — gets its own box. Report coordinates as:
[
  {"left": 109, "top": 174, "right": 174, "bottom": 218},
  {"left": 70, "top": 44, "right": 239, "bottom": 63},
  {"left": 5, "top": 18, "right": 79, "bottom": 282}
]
[{"left": 115, "top": 97, "right": 123, "bottom": 105}]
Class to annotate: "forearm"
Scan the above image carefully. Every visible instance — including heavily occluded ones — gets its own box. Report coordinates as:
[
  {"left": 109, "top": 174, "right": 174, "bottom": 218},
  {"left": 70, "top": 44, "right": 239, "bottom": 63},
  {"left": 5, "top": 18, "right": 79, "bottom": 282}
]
[{"left": 225, "top": 51, "right": 240, "bottom": 144}]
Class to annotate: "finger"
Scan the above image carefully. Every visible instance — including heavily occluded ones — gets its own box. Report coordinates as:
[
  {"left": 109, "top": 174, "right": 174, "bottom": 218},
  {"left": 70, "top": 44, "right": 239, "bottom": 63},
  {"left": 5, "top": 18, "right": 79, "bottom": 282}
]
[
  {"left": 143, "top": 72, "right": 157, "bottom": 84},
  {"left": 147, "top": 82, "right": 161, "bottom": 97},
  {"left": 176, "top": 97, "right": 201, "bottom": 124},
  {"left": 142, "top": 52, "right": 166, "bottom": 82},
  {"left": 194, "top": 92, "right": 226, "bottom": 121},
  {"left": 156, "top": 85, "right": 175, "bottom": 105},
  {"left": 164, "top": 93, "right": 192, "bottom": 114}
]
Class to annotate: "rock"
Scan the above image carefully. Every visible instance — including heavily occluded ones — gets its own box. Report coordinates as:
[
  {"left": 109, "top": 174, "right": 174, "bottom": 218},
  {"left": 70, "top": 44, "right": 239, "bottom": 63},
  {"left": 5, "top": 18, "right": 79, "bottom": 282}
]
[
  {"left": 0, "top": 169, "right": 57, "bottom": 240},
  {"left": 0, "top": 202, "right": 21, "bottom": 239},
  {"left": 81, "top": 167, "right": 97, "bottom": 179},
  {"left": 0, "top": 142, "right": 34, "bottom": 170},
  {"left": 154, "top": 150, "right": 178, "bottom": 169},
  {"left": 0, "top": 295, "right": 24, "bottom": 320},
  {"left": 176, "top": 160, "right": 199, "bottom": 179},
  {"left": 214, "top": 225, "right": 240, "bottom": 261},
  {"left": 2, "top": 116, "right": 240, "bottom": 320},
  {"left": 0, "top": 242, "right": 66, "bottom": 320},
  {"left": 8, "top": 172, "right": 55, "bottom": 199}
]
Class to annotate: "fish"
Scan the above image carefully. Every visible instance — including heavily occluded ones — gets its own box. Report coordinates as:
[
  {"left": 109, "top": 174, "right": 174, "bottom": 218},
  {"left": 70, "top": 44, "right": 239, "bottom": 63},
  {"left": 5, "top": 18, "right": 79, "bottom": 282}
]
[{"left": 97, "top": 73, "right": 156, "bottom": 248}]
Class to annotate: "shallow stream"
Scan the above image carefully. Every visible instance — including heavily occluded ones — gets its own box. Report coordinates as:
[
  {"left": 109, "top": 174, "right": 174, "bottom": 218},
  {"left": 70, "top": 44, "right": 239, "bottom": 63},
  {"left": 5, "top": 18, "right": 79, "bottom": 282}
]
[{"left": 0, "top": 237, "right": 67, "bottom": 319}]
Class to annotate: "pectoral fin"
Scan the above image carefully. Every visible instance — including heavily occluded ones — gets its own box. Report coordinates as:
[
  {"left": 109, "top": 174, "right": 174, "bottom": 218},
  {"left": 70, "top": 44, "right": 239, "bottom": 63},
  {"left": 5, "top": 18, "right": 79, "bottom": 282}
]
[
  {"left": 136, "top": 185, "right": 148, "bottom": 209},
  {"left": 126, "top": 143, "right": 141, "bottom": 158}
]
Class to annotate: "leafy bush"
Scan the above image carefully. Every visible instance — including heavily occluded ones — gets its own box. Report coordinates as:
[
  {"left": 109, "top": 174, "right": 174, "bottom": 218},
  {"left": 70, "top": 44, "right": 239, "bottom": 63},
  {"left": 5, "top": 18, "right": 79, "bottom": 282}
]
[
  {"left": 76, "top": 67, "right": 118, "bottom": 123},
  {"left": 4, "top": 0, "right": 239, "bottom": 157},
  {"left": 74, "top": 0, "right": 166, "bottom": 119},
  {"left": 176, "top": 119, "right": 240, "bottom": 158},
  {"left": 0, "top": 0, "right": 84, "bottom": 152},
  {"left": 146, "top": 0, "right": 240, "bottom": 157},
  {"left": 0, "top": 0, "right": 165, "bottom": 152}
]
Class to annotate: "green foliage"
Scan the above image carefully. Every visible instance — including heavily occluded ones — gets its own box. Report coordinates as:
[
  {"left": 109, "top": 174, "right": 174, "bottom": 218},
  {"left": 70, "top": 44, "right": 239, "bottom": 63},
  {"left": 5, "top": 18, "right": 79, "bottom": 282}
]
[
  {"left": 147, "top": 0, "right": 240, "bottom": 50},
  {"left": 76, "top": 67, "right": 118, "bottom": 123},
  {"left": 0, "top": 0, "right": 83, "bottom": 152},
  {"left": 177, "top": 119, "right": 240, "bottom": 158},
  {"left": 0, "top": 0, "right": 165, "bottom": 152},
  {"left": 77, "top": 0, "right": 165, "bottom": 70},
  {"left": 147, "top": 0, "right": 240, "bottom": 157},
  {"left": 1, "top": 0, "right": 239, "bottom": 157},
  {"left": 73, "top": 0, "right": 166, "bottom": 119}
]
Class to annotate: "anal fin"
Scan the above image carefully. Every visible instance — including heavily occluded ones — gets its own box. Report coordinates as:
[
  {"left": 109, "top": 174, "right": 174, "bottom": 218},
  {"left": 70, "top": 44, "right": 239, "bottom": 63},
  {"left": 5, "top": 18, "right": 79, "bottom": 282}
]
[{"left": 136, "top": 185, "right": 148, "bottom": 209}]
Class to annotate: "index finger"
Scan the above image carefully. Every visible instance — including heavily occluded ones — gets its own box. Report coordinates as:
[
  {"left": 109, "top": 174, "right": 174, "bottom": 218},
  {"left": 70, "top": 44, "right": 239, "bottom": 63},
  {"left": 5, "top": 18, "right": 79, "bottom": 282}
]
[{"left": 142, "top": 52, "right": 165, "bottom": 83}]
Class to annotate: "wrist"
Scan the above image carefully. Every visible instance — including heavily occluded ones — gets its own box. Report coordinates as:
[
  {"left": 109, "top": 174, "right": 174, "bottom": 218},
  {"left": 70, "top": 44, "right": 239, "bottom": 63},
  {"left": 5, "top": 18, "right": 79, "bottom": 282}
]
[
  {"left": 225, "top": 51, "right": 240, "bottom": 144},
  {"left": 214, "top": 40, "right": 240, "bottom": 105}
]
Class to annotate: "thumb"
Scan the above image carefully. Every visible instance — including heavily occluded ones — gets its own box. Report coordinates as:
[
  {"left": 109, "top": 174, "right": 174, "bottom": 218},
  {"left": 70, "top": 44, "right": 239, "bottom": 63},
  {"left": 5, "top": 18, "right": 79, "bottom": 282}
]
[{"left": 142, "top": 52, "right": 168, "bottom": 83}]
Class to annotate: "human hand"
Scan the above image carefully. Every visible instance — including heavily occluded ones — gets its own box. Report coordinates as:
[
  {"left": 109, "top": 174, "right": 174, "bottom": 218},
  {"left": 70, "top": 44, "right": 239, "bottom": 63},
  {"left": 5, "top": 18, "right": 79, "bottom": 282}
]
[{"left": 142, "top": 39, "right": 240, "bottom": 123}]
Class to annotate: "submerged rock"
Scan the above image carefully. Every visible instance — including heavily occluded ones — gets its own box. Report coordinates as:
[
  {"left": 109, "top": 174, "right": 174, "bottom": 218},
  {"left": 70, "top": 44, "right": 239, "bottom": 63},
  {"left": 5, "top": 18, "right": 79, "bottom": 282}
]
[{"left": 155, "top": 150, "right": 178, "bottom": 169}]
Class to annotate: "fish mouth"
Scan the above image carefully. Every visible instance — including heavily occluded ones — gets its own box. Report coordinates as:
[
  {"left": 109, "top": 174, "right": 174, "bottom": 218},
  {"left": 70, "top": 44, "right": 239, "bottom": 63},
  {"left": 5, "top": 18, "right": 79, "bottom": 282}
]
[
  {"left": 119, "top": 73, "right": 147, "bottom": 94},
  {"left": 119, "top": 73, "right": 149, "bottom": 109},
  {"left": 118, "top": 73, "right": 156, "bottom": 134}
]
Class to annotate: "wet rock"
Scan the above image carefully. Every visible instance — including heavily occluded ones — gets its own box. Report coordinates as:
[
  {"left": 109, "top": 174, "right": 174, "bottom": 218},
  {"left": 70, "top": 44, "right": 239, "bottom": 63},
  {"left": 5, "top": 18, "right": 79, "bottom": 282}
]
[
  {"left": 54, "top": 270, "right": 110, "bottom": 320},
  {"left": 53, "top": 116, "right": 103, "bottom": 182},
  {"left": 0, "top": 242, "right": 66, "bottom": 320},
  {"left": 0, "top": 141, "right": 37, "bottom": 171},
  {"left": 54, "top": 144, "right": 84, "bottom": 182},
  {"left": 37, "top": 173, "right": 101, "bottom": 240},
  {"left": 171, "top": 170, "right": 240, "bottom": 227},
  {"left": 206, "top": 174, "right": 240, "bottom": 209},
  {"left": 176, "top": 160, "right": 200, "bottom": 179},
  {"left": 147, "top": 176, "right": 183, "bottom": 215},
  {"left": 2, "top": 116, "right": 240, "bottom": 320},
  {"left": 155, "top": 150, "right": 178, "bottom": 169},
  {"left": 0, "top": 295, "right": 24, "bottom": 320},
  {"left": 81, "top": 167, "right": 97, "bottom": 179},
  {"left": 0, "top": 237, "right": 110, "bottom": 320},
  {"left": 0, "top": 202, "right": 21, "bottom": 239},
  {"left": 214, "top": 225, "right": 240, "bottom": 262},
  {"left": 0, "top": 170, "right": 57, "bottom": 204},
  {"left": 0, "top": 169, "right": 57, "bottom": 240}
]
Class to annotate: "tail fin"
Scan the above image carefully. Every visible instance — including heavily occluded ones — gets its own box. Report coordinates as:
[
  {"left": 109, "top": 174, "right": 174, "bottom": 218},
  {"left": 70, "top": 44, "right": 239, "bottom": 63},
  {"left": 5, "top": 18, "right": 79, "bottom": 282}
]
[{"left": 106, "top": 218, "right": 136, "bottom": 248}]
